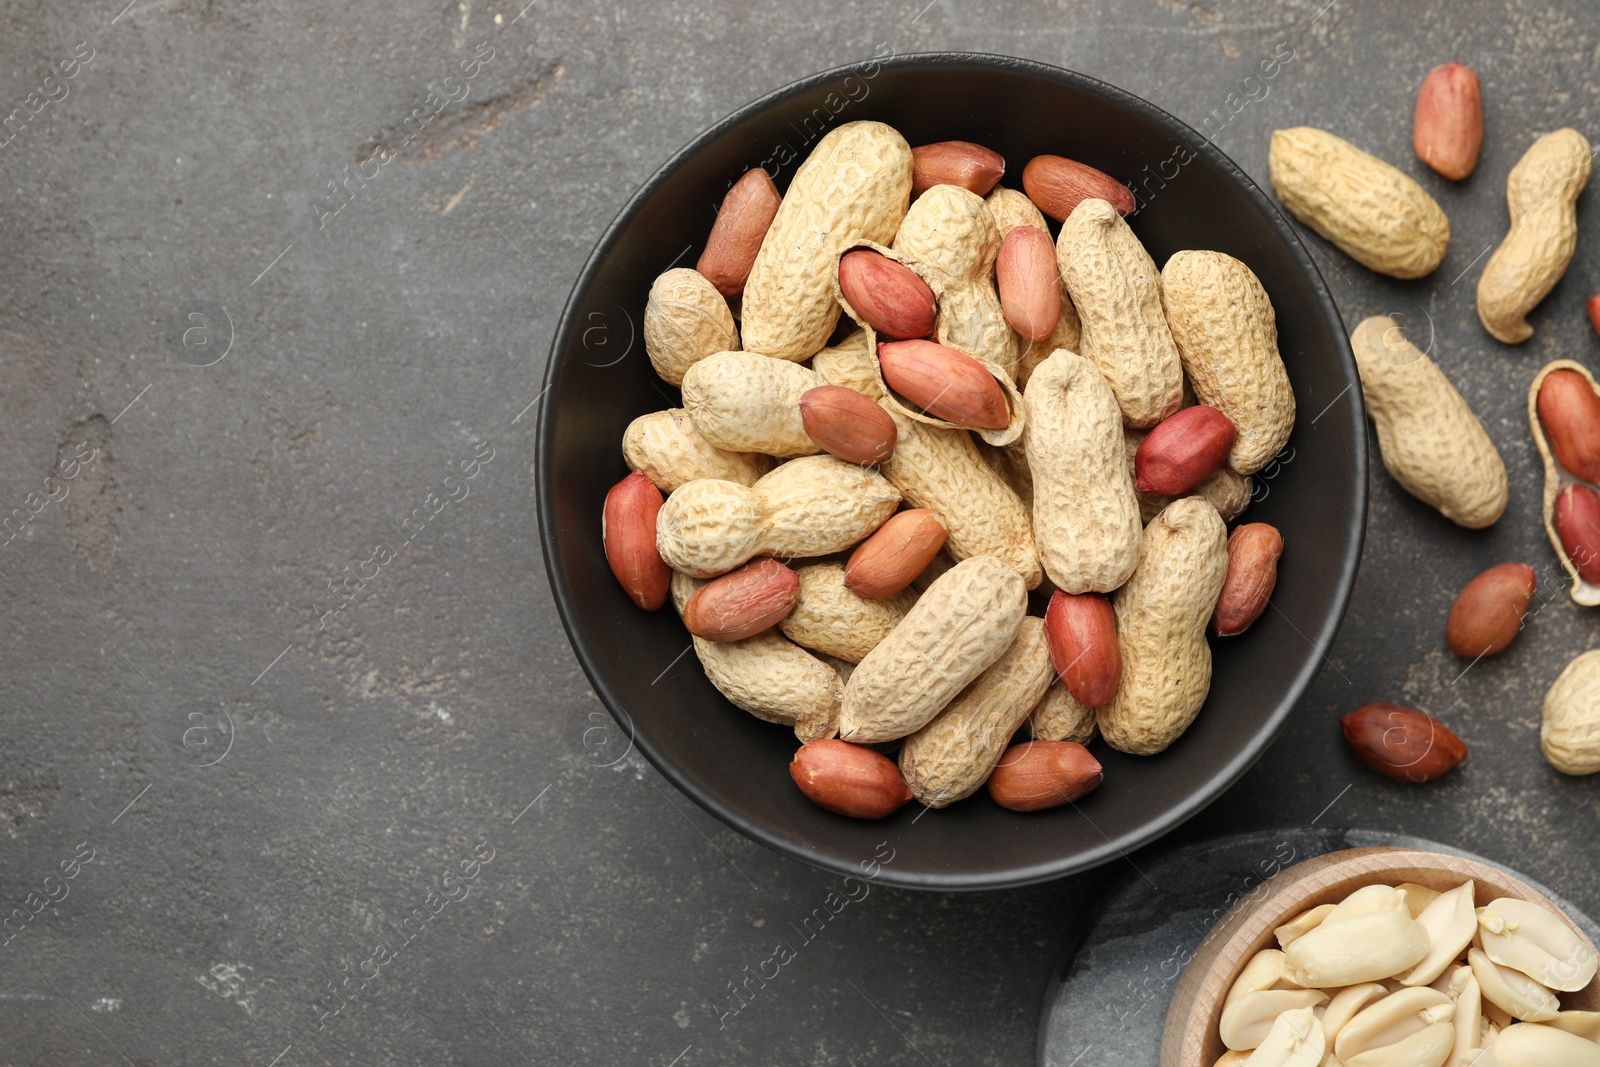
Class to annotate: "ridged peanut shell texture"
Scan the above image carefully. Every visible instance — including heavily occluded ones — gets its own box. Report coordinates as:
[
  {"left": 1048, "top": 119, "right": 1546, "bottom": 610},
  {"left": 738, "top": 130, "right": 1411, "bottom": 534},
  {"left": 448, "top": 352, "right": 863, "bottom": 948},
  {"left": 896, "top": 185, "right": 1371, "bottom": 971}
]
[
  {"left": 1529, "top": 360, "right": 1600, "bottom": 604},
  {"left": 682, "top": 351, "right": 825, "bottom": 458},
  {"left": 839, "top": 556, "right": 1027, "bottom": 744},
  {"left": 1269, "top": 126, "right": 1450, "bottom": 279},
  {"left": 778, "top": 563, "right": 915, "bottom": 664},
  {"left": 891, "top": 183, "right": 1017, "bottom": 378},
  {"left": 671, "top": 572, "right": 840, "bottom": 743},
  {"left": 1024, "top": 349, "right": 1142, "bottom": 594},
  {"left": 1478, "top": 128, "right": 1592, "bottom": 344},
  {"left": 623, "top": 408, "right": 771, "bottom": 492},
  {"left": 898, "top": 617, "right": 1055, "bottom": 808},
  {"left": 1543, "top": 649, "right": 1600, "bottom": 775},
  {"left": 642, "top": 268, "right": 739, "bottom": 385},
  {"left": 1097, "top": 497, "right": 1229, "bottom": 756},
  {"left": 656, "top": 456, "right": 901, "bottom": 578},
  {"left": 876, "top": 399, "right": 1041, "bottom": 588},
  {"left": 1057, "top": 198, "right": 1183, "bottom": 427},
  {"left": 1161, "top": 250, "right": 1295, "bottom": 475},
  {"left": 1349, "top": 315, "right": 1507, "bottom": 529},
  {"left": 741, "top": 121, "right": 913, "bottom": 361}
]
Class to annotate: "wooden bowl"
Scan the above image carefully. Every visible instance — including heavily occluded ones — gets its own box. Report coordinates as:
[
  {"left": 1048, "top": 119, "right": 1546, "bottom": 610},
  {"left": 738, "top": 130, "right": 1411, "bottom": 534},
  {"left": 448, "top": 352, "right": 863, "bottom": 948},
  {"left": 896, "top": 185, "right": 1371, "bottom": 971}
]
[{"left": 1160, "top": 846, "right": 1600, "bottom": 1067}]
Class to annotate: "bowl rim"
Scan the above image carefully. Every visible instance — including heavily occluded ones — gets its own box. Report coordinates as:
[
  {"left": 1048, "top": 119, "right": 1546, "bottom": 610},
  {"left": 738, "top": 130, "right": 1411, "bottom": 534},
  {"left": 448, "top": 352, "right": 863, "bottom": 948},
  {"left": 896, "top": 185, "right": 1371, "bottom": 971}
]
[{"left": 536, "top": 50, "right": 1369, "bottom": 891}]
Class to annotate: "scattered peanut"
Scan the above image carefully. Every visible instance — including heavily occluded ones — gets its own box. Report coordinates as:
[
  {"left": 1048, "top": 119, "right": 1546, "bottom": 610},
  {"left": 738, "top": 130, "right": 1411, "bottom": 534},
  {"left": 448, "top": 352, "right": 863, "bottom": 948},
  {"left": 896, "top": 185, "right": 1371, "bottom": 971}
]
[
  {"left": 1556, "top": 484, "right": 1600, "bottom": 584},
  {"left": 843, "top": 508, "right": 949, "bottom": 598},
  {"left": 1340, "top": 702, "right": 1467, "bottom": 782},
  {"left": 1414, "top": 63, "right": 1483, "bottom": 181},
  {"left": 1542, "top": 649, "right": 1600, "bottom": 774},
  {"left": 1349, "top": 315, "right": 1508, "bottom": 529},
  {"left": 1269, "top": 126, "right": 1450, "bottom": 279},
  {"left": 836, "top": 247, "right": 937, "bottom": 340},
  {"left": 682, "top": 558, "right": 800, "bottom": 642},
  {"left": 1043, "top": 590, "right": 1122, "bottom": 709},
  {"left": 996, "top": 225, "right": 1060, "bottom": 342},
  {"left": 986, "top": 740, "right": 1103, "bottom": 811},
  {"left": 985, "top": 185, "right": 1082, "bottom": 387},
  {"left": 1446, "top": 563, "right": 1535, "bottom": 658},
  {"left": 798, "top": 385, "right": 898, "bottom": 466},
  {"left": 878, "top": 338, "right": 1012, "bottom": 430},
  {"left": 1134, "top": 406, "right": 1238, "bottom": 496},
  {"left": 1478, "top": 128, "right": 1592, "bottom": 344}
]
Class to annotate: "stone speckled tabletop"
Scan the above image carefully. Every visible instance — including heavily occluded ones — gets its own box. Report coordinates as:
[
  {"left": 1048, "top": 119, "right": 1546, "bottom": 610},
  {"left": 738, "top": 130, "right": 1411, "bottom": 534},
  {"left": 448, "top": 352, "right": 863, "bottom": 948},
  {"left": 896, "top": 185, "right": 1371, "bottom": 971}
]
[{"left": 2, "top": 1, "right": 1599, "bottom": 1064}]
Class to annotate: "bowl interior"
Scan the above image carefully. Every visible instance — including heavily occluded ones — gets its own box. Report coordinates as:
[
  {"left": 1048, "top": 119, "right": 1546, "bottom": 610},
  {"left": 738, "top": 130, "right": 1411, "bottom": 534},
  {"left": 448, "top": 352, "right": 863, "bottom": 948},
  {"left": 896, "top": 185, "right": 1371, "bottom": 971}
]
[
  {"left": 1160, "top": 847, "right": 1600, "bottom": 1067},
  {"left": 537, "top": 52, "right": 1366, "bottom": 890}
]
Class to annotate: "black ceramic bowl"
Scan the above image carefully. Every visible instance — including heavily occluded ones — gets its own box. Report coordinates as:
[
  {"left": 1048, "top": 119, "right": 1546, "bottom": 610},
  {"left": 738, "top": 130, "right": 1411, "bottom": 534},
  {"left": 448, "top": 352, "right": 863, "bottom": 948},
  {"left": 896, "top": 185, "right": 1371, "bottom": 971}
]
[{"left": 537, "top": 53, "right": 1366, "bottom": 890}]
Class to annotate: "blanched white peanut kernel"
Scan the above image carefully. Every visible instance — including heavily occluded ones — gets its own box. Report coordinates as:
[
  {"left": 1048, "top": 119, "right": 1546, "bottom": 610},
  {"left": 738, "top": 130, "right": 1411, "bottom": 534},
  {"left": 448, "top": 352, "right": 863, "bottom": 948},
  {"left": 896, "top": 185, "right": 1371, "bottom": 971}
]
[
  {"left": 1212, "top": 1053, "right": 1251, "bottom": 1067},
  {"left": 1322, "top": 984, "right": 1391, "bottom": 1048},
  {"left": 1468, "top": 948, "right": 1560, "bottom": 1023},
  {"left": 1447, "top": 973, "right": 1484, "bottom": 1067},
  {"left": 1398, "top": 882, "right": 1444, "bottom": 921},
  {"left": 1549, "top": 1011, "right": 1600, "bottom": 1042},
  {"left": 1476, "top": 898, "right": 1600, "bottom": 992},
  {"left": 1334, "top": 987, "right": 1454, "bottom": 1065},
  {"left": 1242, "top": 1008, "right": 1325, "bottom": 1067},
  {"left": 1434, "top": 963, "right": 1473, "bottom": 999},
  {"left": 1220, "top": 988, "right": 1330, "bottom": 1050},
  {"left": 1490, "top": 1022, "right": 1600, "bottom": 1067},
  {"left": 1401, "top": 881, "right": 1479, "bottom": 987},
  {"left": 1284, "top": 897, "right": 1430, "bottom": 987},
  {"left": 1275, "top": 904, "right": 1336, "bottom": 949},
  {"left": 1228, "top": 950, "right": 1294, "bottom": 1007},
  {"left": 1339, "top": 884, "right": 1413, "bottom": 918}
]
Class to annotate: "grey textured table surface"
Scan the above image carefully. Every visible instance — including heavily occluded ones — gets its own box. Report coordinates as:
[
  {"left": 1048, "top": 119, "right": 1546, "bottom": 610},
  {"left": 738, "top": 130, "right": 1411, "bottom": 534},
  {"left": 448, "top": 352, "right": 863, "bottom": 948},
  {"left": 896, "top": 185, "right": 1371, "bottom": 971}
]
[{"left": 3, "top": 1, "right": 1600, "bottom": 1064}]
